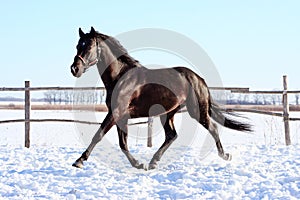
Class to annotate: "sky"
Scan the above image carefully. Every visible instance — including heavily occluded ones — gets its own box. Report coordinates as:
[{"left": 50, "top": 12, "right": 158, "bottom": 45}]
[{"left": 0, "top": 0, "right": 300, "bottom": 91}]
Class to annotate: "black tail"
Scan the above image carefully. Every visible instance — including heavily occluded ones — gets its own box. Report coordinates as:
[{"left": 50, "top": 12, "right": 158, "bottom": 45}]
[{"left": 210, "top": 102, "right": 252, "bottom": 132}]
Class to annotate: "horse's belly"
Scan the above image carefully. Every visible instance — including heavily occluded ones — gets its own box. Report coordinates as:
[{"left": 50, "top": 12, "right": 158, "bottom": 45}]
[{"left": 128, "top": 83, "right": 186, "bottom": 117}]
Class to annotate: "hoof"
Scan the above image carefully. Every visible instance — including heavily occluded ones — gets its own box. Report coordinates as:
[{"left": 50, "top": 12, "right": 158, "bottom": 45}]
[
  {"left": 72, "top": 160, "right": 84, "bottom": 169},
  {"left": 148, "top": 163, "right": 157, "bottom": 170},
  {"left": 219, "top": 153, "right": 232, "bottom": 161},
  {"left": 135, "top": 163, "right": 147, "bottom": 170},
  {"left": 223, "top": 153, "right": 232, "bottom": 161},
  {"left": 226, "top": 153, "right": 232, "bottom": 161}
]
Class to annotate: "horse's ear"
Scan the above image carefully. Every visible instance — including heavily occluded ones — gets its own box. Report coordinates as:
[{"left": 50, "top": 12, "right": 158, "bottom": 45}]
[
  {"left": 90, "top": 26, "right": 96, "bottom": 36},
  {"left": 79, "top": 28, "right": 85, "bottom": 38}
]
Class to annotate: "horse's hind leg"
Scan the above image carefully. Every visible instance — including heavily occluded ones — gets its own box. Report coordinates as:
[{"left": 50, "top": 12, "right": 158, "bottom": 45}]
[
  {"left": 187, "top": 95, "right": 231, "bottom": 161},
  {"left": 149, "top": 110, "right": 178, "bottom": 170},
  {"left": 207, "top": 119, "right": 232, "bottom": 161}
]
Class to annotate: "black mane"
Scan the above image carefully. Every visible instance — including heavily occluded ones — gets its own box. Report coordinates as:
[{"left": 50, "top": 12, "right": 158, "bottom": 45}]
[{"left": 97, "top": 32, "right": 142, "bottom": 68}]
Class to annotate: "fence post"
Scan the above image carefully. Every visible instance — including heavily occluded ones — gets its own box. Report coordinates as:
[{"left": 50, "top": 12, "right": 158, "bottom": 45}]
[
  {"left": 283, "top": 75, "right": 291, "bottom": 145},
  {"left": 25, "top": 81, "right": 31, "bottom": 148},
  {"left": 147, "top": 117, "right": 153, "bottom": 147}
]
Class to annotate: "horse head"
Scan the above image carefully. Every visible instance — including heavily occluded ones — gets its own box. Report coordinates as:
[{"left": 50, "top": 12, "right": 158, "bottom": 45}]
[{"left": 70, "top": 27, "right": 101, "bottom": 77}]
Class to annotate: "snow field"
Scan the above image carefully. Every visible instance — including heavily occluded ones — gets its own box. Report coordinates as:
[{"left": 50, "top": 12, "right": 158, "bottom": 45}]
[
  {"left": 0, "top": 110, "right": 300, "bottom": 199},
  {"left": 0, "top": 145, "right": 300, "bottom": 199}
]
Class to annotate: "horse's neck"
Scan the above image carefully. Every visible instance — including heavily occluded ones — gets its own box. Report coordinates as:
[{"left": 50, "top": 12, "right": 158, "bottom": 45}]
[
  {"left": 98, "top": 63, "right": 122, "bottom": 90},
  {"left": 98, "top": 47, "right": 136, "bottom": 90}
]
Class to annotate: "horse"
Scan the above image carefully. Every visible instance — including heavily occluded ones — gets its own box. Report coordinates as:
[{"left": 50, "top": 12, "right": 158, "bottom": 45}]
[{"left": 70, "top": 27, "right": 252, "bottom": 170}]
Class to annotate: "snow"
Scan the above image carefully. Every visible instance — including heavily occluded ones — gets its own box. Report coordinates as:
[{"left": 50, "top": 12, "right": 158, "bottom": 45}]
[{"left": 1, "top": 110, "right": 300, "bottom": 199}]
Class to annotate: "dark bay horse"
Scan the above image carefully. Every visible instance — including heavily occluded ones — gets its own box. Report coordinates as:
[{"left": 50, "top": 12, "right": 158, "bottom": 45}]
[{"left": 70, "top": 27, "right": 251, "bottom": 170}]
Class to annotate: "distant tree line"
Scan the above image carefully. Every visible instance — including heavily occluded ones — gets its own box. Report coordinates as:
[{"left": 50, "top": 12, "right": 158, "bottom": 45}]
[
  {"left": 226, "top": 93, "right": 281, "bottom": 105},
  {"left": 210, "top": 91, "right": 300, "bottom": 105},
  {"left": 2, "top": 89, "right": 300, "bottom": 106},
  {"left": 43, "top": 90, "right": 106, "bottom": 105}
]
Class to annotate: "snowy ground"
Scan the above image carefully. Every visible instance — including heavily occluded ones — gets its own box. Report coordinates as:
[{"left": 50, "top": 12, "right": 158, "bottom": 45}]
[{"left": 1, "top": 110, "right": 300, "bottom": 199}]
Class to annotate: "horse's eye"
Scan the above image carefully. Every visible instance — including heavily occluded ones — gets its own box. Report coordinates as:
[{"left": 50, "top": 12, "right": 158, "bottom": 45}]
[{"left": 82, "top": 42, "right": 86, "bottom": 46}]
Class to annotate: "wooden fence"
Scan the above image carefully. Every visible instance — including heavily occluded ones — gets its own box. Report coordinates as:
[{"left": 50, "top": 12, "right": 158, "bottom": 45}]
[{"left": 0, "top": 75, "right": 299, "bottom": 147}]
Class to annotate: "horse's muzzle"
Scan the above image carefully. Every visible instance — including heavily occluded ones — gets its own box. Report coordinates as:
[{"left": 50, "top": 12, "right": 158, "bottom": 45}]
[
  {"left": 71, "top": 64, "right": 85, "bottom": 78},
  {"left": 71, "top": 65, "right": 79, "bottom": 77}
]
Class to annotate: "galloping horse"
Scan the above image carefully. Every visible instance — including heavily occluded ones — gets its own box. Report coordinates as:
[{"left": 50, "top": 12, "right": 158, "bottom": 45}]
[{"left": 70, "top": 27, "right": 251, "bottom": 170}]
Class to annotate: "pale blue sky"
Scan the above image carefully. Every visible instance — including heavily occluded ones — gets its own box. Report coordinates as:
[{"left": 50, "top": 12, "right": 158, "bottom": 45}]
[{"left": 0, "top": 1, "right": 299, "bottom": 90}]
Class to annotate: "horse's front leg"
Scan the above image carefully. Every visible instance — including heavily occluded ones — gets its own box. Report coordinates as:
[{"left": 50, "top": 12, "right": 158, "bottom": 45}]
[
  {"left": 117, "top": 126, "right": 147, "bottom": 170},
  {"left": 148, "top": 115, "right": 178, "bottom": 170},
  {"left": 72, "top": 112, "right": 115, "bottom": 168}
]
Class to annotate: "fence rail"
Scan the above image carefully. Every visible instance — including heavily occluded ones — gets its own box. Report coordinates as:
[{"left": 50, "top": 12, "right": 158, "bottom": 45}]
[
  {"left": 0, "top": 86, "right": 106, "bottom": 91},
  {"left": 0, "top": 75, "right": 299, "bottom": 147}
]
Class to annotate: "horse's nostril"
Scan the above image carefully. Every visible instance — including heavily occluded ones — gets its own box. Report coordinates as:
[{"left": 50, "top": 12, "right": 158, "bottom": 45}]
[{"left": 71, "top": 65, "right": 79, "bottom": 75}]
